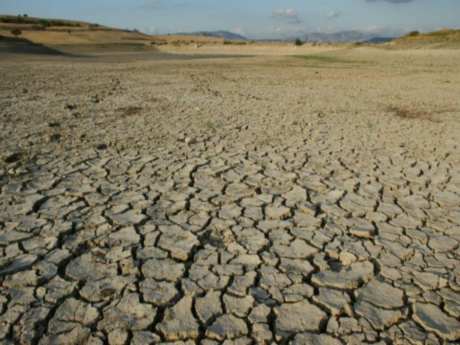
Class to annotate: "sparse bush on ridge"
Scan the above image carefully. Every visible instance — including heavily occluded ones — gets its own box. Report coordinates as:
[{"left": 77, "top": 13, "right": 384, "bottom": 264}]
[
  {"left": 407, "top": 31, "right": 420, "bottom": 37},
  {"left": 39, "top": 19, "right": 51, "bottom": 28},
  {"left": 223, "top": 40, "right": 247, "bottom": 45},
  {"left": 10, "top": 28, "right": 22, "bottom": 37},
  {"left": 0, "top": 15, "right": 86, "bottom": 28}
]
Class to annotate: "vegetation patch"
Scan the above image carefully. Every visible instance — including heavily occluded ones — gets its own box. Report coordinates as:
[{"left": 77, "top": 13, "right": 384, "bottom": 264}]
[
  {"left": 0, "top": 15, "right": 85, "bottom": 27},
  {"left": 117, "top": 106, "right": 143, "bottom": 117},
  {"left": 223, "top": 40, "right": 248, "bottom": 45},
  {"left": 394, "top": 29, "right": 460, "bottom": 47},
  {"left": 293, "top": 54, "right": 361, "bottom": 65},
  {"left": 386, "top": 105, "right": 439, "bottom": 122}
]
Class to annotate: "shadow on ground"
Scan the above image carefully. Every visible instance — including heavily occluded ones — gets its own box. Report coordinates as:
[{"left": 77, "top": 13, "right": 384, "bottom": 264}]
[
  {"left": 0, "top": 35, "right": 65, "bottom": 55},
  {"left": 0, "top": 36, "right": 253, "bottom": 62}
]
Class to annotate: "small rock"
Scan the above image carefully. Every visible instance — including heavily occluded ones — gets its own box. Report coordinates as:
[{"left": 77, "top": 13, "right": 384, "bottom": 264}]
[
  {"left": 48, "top": 298, "right": 99, "bottom": 334},
  {"left": 223, "top": 294, "right": 254, "bottom": 317},
  {"left": 266, "top": 205, "right": 291, "bottom": 220},
  {"left": 350, "top": 227, "right": 375, "bottom": 239},
  {"left": 196, "top": 290, "right": 222, "bottom": 323},
  {"left": 98, "top": 293, "right": 156, "bottom": 332},
  {"left": 157, "top": 295, "right": 199, "bottom": 341},
  {"left": 313, "top": 288, "right": 352, "bottom": 316},
  {"left": 0, "top": 254, "right": 37, "bottom": 276},
  {"left": 275, "top": 300, "right": 327, "bottom": 334},
  {"left": 142, "top": 258, "right": 185, "bottom": 282},
  {"left": 356, "top": 279, "right": 404, "bottom": 309},
  {"left": 355, "top": 300, "right": 402, "bottom": 330},
  {"left": 108, "top": 329, "right": 128, "bottom": 345},
  {"left": 206, "top": 314, "right": 248, "bottom": 341},
  {"left": 273, "top": 239, "right": 318, "bottom": 259},
  {"left": 158, "top": 225, "right": 199, "bottom": 261},
  {"left": 312, "top": 261, "right": 374, "bottom": 290},
  {"left": 131, "top": 331, "right": 161, "bottom": 345},
  {"left": 339, "top": 252, "right": 356, "bottom": 266},
  {"left": 140, "top": 279, "right": 177, "bottom": 306},
  {"left": 413, "top": 303, "right": 460, "bottom": 341},
  {"left": 65, "top": 253, "right": 117, "bottom": 281},
  {"left": 291, "top": 333, "right": 342, "bottom": 345},
  {"left": 108, "top": 209, "right": 146, "bottom": 226}
]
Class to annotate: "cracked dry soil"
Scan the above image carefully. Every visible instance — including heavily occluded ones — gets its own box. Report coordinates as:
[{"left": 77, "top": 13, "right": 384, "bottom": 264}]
[{"left": 0, "top": 47, "right": 460, "bottom": 345}]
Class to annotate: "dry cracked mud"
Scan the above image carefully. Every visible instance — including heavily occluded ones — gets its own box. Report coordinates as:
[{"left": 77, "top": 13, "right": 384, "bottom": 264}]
[{"left": 0, "top": 47, "right": 460, "bottom": 345}]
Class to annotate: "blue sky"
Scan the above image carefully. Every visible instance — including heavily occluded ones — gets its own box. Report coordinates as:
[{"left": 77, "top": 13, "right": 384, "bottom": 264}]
[{"left": 1, "top": 0, "right": 459, "bottom": 38}]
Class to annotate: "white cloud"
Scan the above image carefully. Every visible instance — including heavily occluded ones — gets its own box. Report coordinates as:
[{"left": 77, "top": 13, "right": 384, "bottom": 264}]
[
  {"left": 327, "top": 11, "right": 341, "bottom": 19},
  {"left": 272, "top": 8, "right": 302, "bottom": 24}
]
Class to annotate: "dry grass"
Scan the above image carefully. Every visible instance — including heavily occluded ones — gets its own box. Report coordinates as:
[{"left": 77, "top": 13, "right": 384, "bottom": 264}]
[
  {"left": 392, "top": 29, "right": 460, "bottom": 48},
  {"left": 117, "top": 106, "right": 143, "bottom": 117},
  {"left": 152, "top": 34, "right": 224, "bottom": 44},
  {"left": 294, "top": 54, "right": 361, "bottom": 65},
  {"left": 386, "top": 105, "right": 440, "bottom": 122}
]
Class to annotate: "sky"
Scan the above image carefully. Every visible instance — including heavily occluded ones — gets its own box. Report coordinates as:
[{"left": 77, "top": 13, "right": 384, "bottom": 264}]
[{"left": 1, "top": 0, "right": 460, "bottom": 39}]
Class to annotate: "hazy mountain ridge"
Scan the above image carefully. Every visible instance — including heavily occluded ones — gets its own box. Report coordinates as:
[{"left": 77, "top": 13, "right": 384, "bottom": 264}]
[
  {"left": 175, "top": 30, "right": 247, "bottom": 41},
  {"left": 298, "top": 30, "right": 395, "bottom": 43}
]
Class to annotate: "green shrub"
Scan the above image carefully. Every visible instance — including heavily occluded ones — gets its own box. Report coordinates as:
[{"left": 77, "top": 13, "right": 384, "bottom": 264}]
[
  {"left": 295, "top": 38, "right": 303, "bottom": 46},
  {"left": 223, "top": 40, "right": 247, "bottom": 45},
  {"left": 39, "top": 19, "right": 51, "bottom": 28},
  {"left": 10, "top": 28, "right": 22, "bottom": 37}
]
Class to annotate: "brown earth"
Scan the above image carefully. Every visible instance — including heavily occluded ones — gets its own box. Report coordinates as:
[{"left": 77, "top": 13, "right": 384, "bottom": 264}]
[{"left": 0, "top": 34, "right": 460, "bottom": 345}]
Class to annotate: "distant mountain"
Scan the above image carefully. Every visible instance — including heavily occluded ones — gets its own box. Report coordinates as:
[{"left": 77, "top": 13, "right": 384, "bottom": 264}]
[
  {"left": 296, "top": 31, "right": 395, "bottom": 43},
  {"left": 176, "top": 31, "right": 247, "bottom": 41}
]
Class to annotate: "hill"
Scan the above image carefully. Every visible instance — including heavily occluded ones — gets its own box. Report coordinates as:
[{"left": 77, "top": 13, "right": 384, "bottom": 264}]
[
  {"left": 0, "top": 14, "right": 227, "bottom": 49},
  {"left": 0, "top": 15, "right": 154, "bottom": 47},
  {"left": 391, "top": 29, "right": 460, "bottom": 48}
]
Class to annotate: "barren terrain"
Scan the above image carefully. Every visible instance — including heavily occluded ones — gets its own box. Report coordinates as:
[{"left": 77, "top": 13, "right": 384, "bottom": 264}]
[{"left": 0, "top": 45, "right": 460, "bottom": 345}]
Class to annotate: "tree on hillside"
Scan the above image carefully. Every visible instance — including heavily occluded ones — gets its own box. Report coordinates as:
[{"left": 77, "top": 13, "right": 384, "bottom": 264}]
[
  {"left": 11, "top": 28, "right": 22, "bottom": 37},
  {"left": 295, "top": 38, "right": 303, "bottom": 46}
]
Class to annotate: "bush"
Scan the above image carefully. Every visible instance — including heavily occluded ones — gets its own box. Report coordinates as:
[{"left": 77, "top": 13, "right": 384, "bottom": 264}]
[
  {"left": 295, "top": 38, "right": 303, "bottom": 46},
  {"left": 407, "top": 31, "right": 420, "bottom": 37},
  {"left": 223, "top": 40, "right": 247, "bottom": 45},
  {"left": 10, "top": 28, "right": 22, "bottom": 37},
  {"left": 39, "top": 19, "right": 51, "bottom": 28}
]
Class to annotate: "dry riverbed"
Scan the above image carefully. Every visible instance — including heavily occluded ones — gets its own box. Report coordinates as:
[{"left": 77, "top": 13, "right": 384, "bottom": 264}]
[{"left": 0, "top": 46, "right": 460, "bottom": 344}]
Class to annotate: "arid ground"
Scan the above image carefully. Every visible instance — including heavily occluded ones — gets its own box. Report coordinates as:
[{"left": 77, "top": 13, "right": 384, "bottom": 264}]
[{"left": 1, "top": 45, "right": 460, "bottom": 345}]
